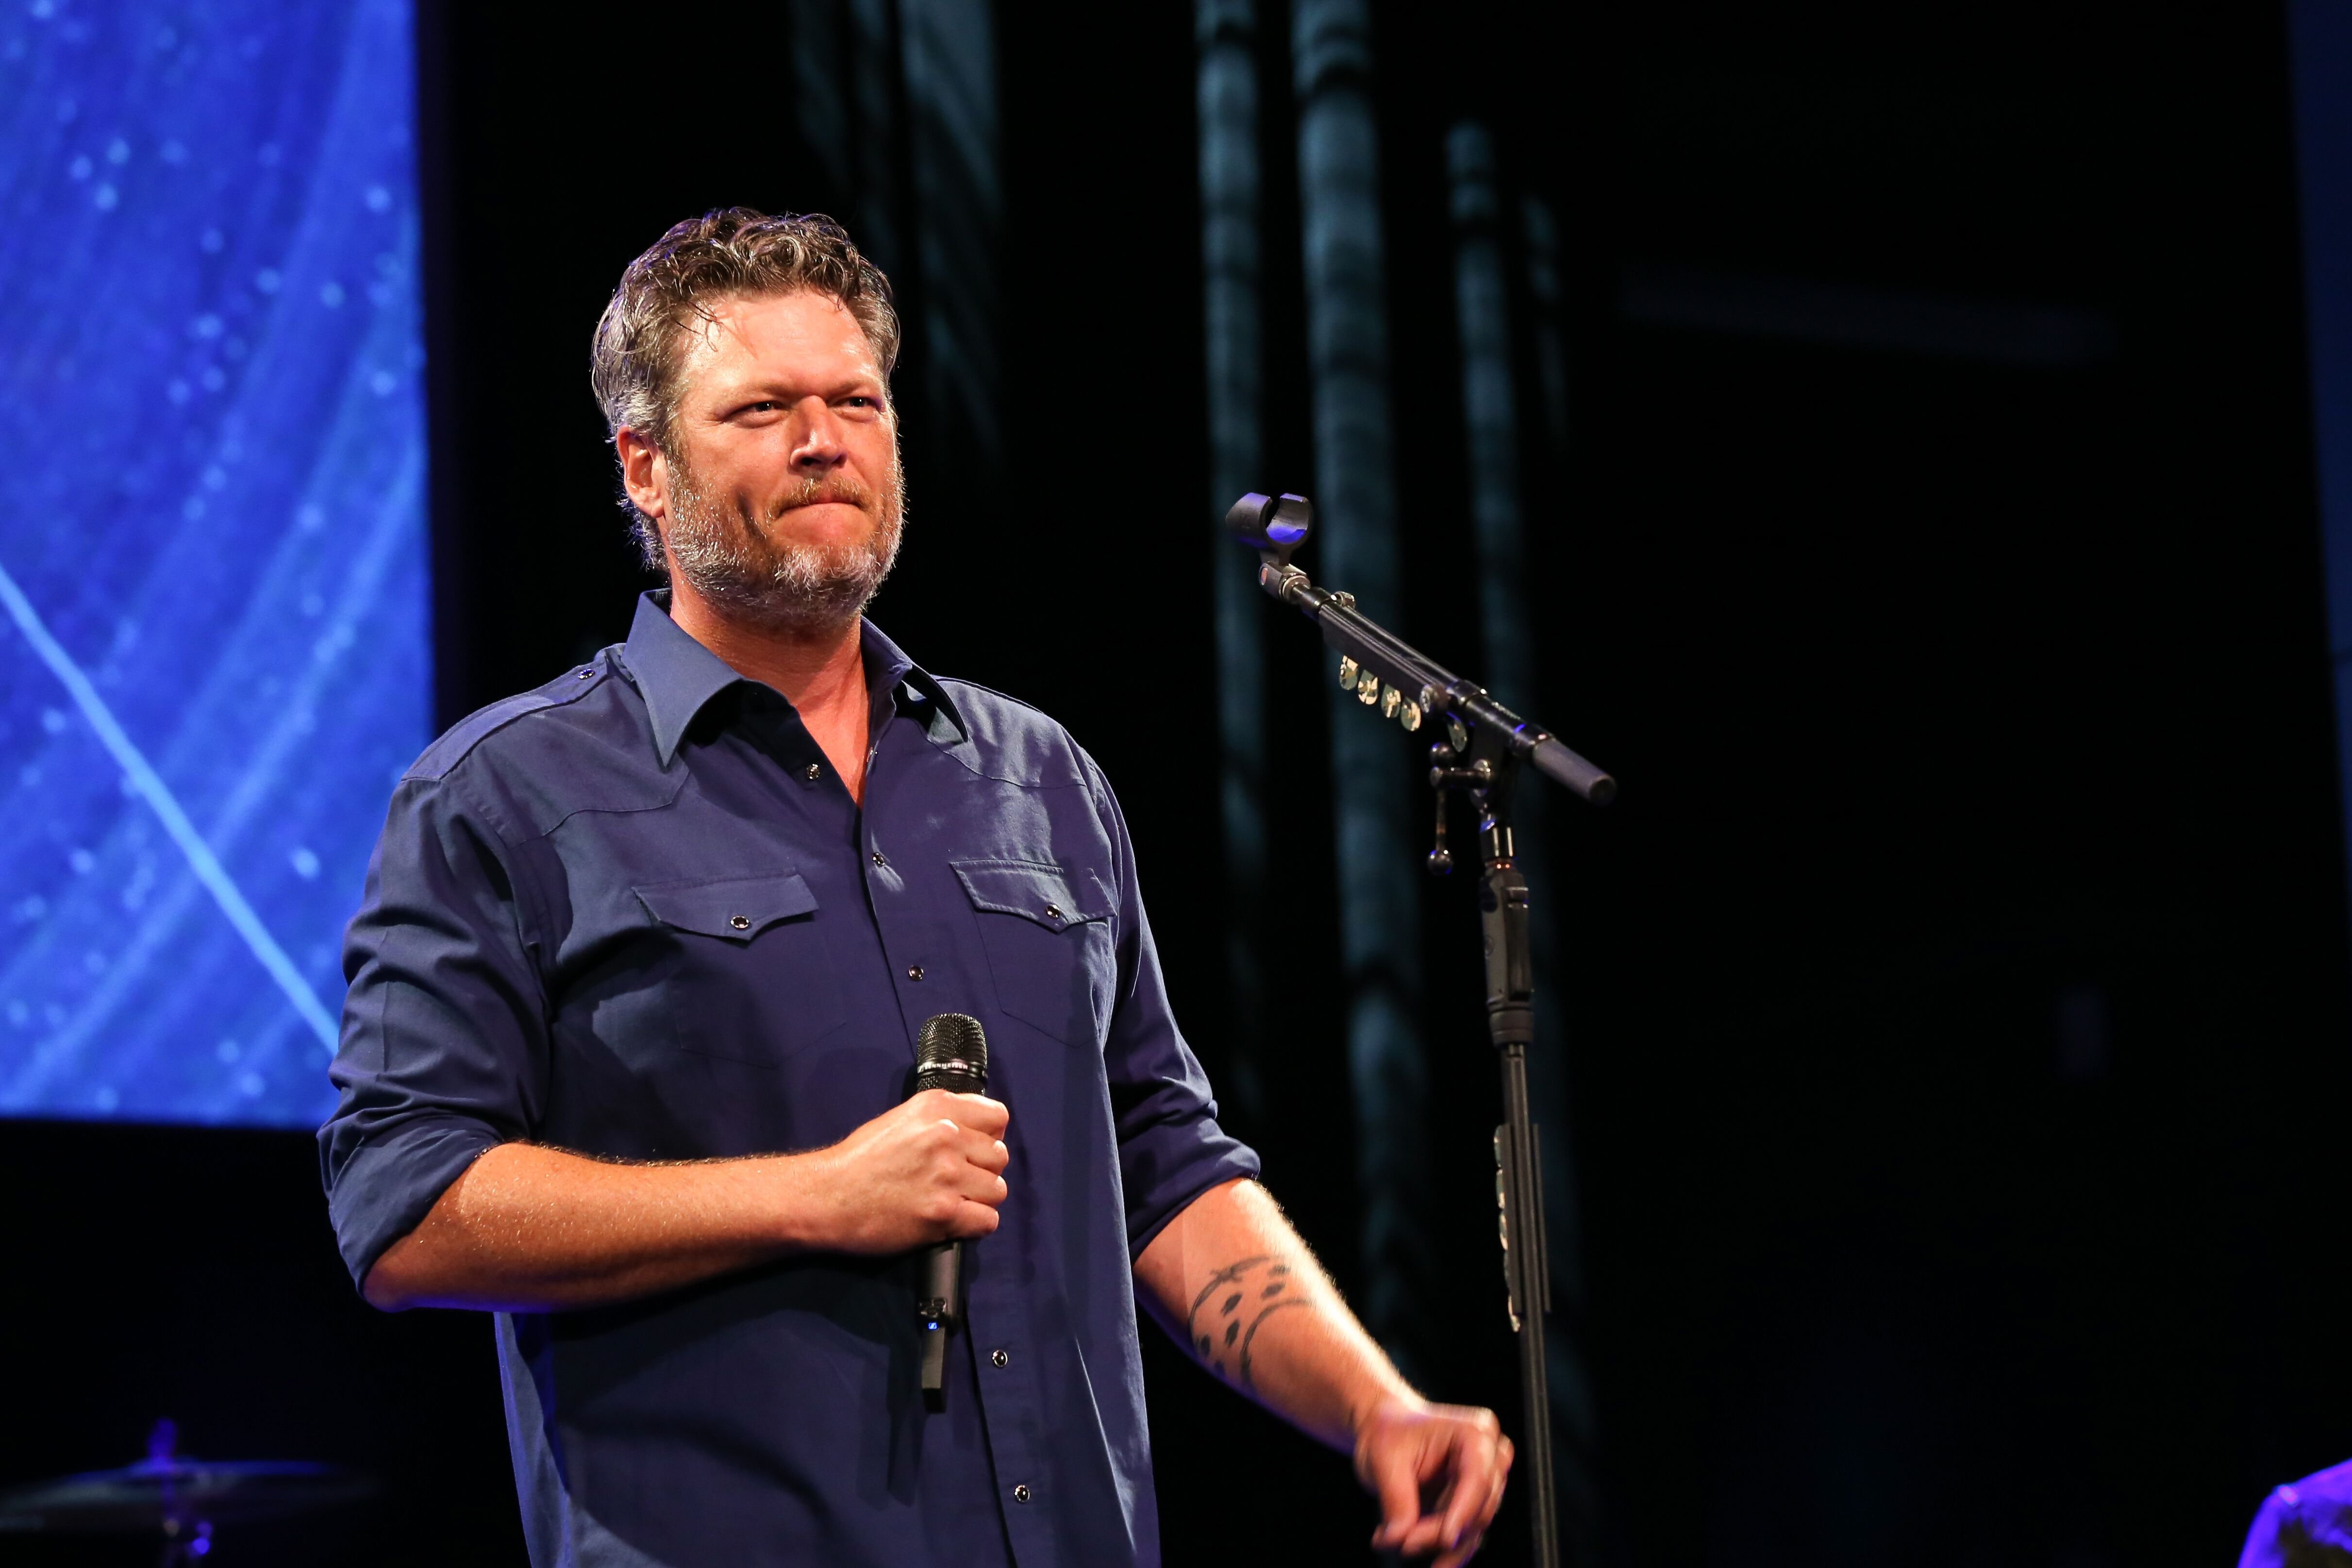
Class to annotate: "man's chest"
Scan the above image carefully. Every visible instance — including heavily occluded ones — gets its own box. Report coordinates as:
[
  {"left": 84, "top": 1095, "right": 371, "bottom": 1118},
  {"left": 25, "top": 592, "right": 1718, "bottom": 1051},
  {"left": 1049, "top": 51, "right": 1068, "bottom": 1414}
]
[{"left": 512, "top": 727, "right": 1121, "bottom": 1159}]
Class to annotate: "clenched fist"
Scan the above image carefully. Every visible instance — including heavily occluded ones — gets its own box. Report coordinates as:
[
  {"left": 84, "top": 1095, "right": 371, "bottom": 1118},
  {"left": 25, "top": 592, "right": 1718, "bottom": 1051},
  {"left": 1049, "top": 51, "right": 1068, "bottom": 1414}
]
[{"left": 795, "top": 1089, "right": 1011, "bottom": 1254}]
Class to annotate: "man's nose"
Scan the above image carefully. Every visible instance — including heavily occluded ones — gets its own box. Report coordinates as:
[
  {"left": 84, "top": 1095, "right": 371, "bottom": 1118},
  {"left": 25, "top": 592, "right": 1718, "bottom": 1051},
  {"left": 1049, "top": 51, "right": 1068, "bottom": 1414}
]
[{"left": 790, "top": 398, "right": 849, "bottom": 471}]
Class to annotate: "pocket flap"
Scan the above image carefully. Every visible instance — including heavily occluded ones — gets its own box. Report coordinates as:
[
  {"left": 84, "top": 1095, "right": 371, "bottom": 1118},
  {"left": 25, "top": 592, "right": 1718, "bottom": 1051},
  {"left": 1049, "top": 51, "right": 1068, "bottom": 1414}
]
[
  {"left": 951, "top": 859, "right": 1109, "bottom": 933},
  {"left": 634, "top": 872, "right": 818, "bottom": 942}
]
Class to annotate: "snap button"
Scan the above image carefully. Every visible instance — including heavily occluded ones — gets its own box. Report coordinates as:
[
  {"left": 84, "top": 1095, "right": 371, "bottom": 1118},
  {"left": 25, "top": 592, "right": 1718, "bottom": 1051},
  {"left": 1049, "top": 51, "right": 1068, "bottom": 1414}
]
[
  {"left": 575, "top": 668, "right": 591, "bottom": 680},
  {"left": 871, "top": 851, "right": 886, "bottom": 867},
  {"left": 907, "top": 965, "right": 925, "bottom": 982},
  {"left": 1044, "top": 903, "right": 1063, "bottom": 920},
  {"left": 990, "top": 1348, "right": 1009, "bottom": 1368},
  {"left": 803, "top": 762, "right": 821, "bottom": 782},
  {"left": 1012, "top": 1485, "right": 1032, "bottom": 1504},
  {"left": 728, "top": 915, "right": 751, "bottom": 931}
]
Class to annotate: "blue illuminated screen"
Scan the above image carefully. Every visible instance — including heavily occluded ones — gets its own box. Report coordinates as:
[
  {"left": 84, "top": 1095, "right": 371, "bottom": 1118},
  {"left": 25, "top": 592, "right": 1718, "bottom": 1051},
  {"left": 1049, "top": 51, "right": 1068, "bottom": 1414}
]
[{"left": 0, "top": 0, "right": 429, "bottom": 1126}]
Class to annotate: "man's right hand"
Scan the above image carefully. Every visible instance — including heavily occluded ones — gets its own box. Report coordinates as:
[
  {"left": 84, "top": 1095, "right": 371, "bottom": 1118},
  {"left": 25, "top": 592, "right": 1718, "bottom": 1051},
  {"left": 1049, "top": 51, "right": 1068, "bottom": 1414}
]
[{"left": 793, "top": 1089, "right": 1011, "bottom": 1255}]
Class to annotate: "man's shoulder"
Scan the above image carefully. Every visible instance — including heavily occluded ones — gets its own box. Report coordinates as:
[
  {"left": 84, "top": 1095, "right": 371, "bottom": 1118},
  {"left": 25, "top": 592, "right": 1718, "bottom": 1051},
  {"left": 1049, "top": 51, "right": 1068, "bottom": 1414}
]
[
  {"left": 398, "top": 655, "right": 672, "bottom": 831},
  {"left": 405, "top": 656, "right": 627, "bottom": 782},
  {"left": 928, "top": 677, "right": 1102, "bottom": 793}
]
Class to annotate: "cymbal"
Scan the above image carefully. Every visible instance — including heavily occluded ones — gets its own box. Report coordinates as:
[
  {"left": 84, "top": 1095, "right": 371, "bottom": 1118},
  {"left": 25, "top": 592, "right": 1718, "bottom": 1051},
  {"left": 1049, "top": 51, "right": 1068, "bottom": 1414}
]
[{"left": 0, "top": 1456, "right": 377, "bottom": 1533}]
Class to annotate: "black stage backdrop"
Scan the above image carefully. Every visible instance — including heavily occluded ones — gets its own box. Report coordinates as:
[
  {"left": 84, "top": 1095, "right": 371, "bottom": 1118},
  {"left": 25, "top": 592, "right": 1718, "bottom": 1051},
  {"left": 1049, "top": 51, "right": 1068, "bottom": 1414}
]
[{"left": 6, "top": 3, "right": 2351, "bottom": 1566}]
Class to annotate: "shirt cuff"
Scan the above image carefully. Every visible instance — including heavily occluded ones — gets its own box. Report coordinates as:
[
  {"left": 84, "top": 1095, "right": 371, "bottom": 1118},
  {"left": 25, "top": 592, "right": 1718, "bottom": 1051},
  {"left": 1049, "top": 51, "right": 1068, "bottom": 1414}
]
[
  {"left": 1123, "top": 1135, "right": 1263, "bottom": 1264},
  {"left": 324, "top": 1116, "right": 503, "bottom": 1288}
]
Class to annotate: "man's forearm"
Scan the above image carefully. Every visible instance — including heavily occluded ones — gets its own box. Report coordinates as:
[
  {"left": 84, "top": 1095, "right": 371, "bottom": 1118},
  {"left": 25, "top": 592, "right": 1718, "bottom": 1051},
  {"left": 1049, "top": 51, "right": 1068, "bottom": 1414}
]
[
  {"left": 362, "top": 1087, "right": 1012, "bottom": 1313},
  {"left": 362, "top": 1142, "right": 816, "bottom": 1312},
  {"left": 1133, "top": 1177, "right": 1417, "bottom": 1449},
  {"left": 1137, "top": 1179, "right": 1513, "bottom": 1563}
]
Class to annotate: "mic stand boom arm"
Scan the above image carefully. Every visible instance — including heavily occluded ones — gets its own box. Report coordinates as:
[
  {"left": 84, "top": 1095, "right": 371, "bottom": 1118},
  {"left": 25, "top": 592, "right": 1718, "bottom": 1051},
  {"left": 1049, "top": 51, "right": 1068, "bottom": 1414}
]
[
  {"left": 1226, "top": 492, "right": 1616, "bottom": 810},
  {"left": 1227, "top": 492, "right": 1614, "bottom": 1568}
]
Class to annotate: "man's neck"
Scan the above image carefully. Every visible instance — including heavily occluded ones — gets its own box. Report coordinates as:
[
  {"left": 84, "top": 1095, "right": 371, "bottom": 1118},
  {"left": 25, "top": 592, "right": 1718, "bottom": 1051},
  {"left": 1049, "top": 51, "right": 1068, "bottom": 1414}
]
[{"left": 667, "top": 584, "right": 874, "bottom": 801}]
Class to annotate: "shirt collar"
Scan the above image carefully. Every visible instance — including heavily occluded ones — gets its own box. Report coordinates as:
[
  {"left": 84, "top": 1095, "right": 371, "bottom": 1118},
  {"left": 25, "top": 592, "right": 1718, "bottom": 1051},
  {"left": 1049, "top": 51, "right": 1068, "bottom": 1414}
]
[
  {"left": 622, "top": 590, "right": 967, "bottom": 766},
  {"left": 856, "top": 615, "right": 970, "bottom": 748}
]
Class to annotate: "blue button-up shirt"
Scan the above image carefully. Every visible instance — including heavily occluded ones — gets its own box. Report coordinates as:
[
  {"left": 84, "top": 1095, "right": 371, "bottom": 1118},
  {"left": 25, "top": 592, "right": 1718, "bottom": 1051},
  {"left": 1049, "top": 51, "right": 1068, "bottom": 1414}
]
[{"left": 319, "top": 592, "right": 1257, "bottom": 1568}]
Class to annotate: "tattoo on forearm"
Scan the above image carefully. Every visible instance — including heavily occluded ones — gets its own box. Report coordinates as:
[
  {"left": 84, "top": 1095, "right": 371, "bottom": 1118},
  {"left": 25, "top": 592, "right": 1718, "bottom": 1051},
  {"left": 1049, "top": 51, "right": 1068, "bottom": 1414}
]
[{"left": 1184, "top": 1255, "right": 1311, "bottom": 1390}]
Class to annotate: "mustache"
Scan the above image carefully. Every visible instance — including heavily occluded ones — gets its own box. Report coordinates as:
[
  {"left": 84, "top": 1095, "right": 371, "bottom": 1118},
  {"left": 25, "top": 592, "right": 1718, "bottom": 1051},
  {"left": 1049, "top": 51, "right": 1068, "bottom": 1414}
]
[{"left": 763, "top": 475, "right": 877, "bottom": 519}]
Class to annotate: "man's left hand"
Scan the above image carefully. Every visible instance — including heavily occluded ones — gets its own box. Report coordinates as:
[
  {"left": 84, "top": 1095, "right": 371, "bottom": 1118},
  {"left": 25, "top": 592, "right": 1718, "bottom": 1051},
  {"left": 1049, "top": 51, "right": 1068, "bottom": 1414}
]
[{"left": 1354, "top": 1396, "right": 1514, "bottom": 1566}]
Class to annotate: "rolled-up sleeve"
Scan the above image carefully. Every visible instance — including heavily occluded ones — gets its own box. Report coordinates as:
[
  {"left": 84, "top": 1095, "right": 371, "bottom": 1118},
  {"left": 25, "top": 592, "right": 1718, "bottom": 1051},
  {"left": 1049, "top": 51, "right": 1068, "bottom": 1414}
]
[
  {"left": 1083, "top": 754, "right": 1261, "bottom": 1260},
  {"left": 318, "top": 769, "right": 548, "bottom": 1289}
]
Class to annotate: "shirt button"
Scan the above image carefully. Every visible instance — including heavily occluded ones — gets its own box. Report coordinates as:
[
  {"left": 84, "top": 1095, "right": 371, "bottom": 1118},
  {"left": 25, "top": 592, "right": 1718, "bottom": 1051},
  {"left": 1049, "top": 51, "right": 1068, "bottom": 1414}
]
[
  {"left": 803, "top": 763, "right": 821, "bottom": 782},
  {"left": 1012, "top": 1485, "right": 1032, "bottom": 1504},
  {"left": 990, "top": 1348, "right": 1009, "bottom": 1368},
  {"left": 871, "top": 851, "right": 886, "bottom": 867},
  {"left": 907, "top": 965, "right": 925, "bottom": 982},
  {"left": 729, "top": 915, "right": 751, "bottom": 931}
]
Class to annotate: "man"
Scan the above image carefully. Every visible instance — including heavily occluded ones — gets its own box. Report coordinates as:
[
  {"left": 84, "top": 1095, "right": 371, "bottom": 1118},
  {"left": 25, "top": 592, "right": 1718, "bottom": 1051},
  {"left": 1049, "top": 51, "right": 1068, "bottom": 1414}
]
[{"left": 320, "top": 208, "right": 1511, "bottom": 1567}]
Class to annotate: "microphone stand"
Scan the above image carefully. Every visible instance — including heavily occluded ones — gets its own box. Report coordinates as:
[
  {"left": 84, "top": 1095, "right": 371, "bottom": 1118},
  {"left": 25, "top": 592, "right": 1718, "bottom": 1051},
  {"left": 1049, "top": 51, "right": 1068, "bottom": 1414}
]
[{"left": 1227, "top": 493, "right": 1614, "bottom": 1568}]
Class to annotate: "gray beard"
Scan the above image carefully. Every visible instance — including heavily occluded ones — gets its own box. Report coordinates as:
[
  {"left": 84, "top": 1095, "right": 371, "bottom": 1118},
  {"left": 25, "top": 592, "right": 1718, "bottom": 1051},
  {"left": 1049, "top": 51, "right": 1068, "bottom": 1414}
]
[{"left": 665, "top": 459, "right": 905, "bottom": 636}]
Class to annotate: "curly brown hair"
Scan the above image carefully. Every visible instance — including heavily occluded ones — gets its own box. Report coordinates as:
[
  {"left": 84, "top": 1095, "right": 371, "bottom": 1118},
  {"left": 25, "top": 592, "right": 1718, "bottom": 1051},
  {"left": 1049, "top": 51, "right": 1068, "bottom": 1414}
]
[{"left": 590, "top": 207, "right": 900, "bottom": 568}]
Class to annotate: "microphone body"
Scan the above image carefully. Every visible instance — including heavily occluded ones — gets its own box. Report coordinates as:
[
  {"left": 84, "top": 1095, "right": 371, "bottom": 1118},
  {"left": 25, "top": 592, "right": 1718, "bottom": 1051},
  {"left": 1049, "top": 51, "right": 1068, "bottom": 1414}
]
[{"left": 911, "top": 1014, "right": 988, "bottom": 1411}]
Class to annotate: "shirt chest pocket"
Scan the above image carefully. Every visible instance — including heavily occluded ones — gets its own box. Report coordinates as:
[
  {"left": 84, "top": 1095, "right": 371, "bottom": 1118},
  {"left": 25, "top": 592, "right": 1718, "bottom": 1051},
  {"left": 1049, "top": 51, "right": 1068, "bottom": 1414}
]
[
  {"left": 952, "top": 860, "right": 1115, "bottom": 1048},
  {"left": 631, "top": 871, "right": 849, "bottom": 1064}
]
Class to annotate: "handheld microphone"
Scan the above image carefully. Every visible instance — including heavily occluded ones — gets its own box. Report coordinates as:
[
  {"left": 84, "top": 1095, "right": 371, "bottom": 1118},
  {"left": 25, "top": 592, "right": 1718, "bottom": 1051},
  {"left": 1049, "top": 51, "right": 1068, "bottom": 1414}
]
[{"left": 912, "top": 1013, "right": 988, "bottom": 1411}]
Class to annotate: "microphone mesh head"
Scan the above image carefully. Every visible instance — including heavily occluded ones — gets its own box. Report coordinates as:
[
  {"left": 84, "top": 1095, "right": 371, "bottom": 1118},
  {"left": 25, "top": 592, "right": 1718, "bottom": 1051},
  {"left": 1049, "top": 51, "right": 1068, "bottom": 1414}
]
[{"left": 914, "top": 1013, "right": 988, "bottom": 1093}]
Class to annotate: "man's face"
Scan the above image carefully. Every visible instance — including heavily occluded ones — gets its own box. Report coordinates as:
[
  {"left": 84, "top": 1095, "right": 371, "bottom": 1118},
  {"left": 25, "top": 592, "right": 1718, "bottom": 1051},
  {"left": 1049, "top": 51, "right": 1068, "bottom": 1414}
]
[{"left": 622, "top": 288, "right": 903, "bottom": 633}]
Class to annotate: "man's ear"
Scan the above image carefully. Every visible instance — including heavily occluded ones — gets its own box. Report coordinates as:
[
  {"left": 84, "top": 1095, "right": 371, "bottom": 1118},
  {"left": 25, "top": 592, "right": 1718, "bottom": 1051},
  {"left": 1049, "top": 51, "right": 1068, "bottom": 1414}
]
[{"left": 616, "top": 428, "right": 669, "bottom": 526}]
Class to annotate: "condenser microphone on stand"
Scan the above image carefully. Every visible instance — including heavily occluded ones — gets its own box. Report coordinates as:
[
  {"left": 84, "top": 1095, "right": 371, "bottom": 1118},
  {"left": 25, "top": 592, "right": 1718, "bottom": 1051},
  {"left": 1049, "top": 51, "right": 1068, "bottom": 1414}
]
[{"left": 912, "top": 1012, "right": 988, "bottom": 1411}]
